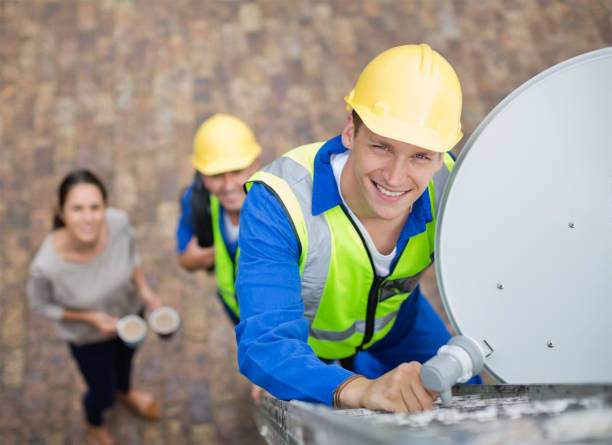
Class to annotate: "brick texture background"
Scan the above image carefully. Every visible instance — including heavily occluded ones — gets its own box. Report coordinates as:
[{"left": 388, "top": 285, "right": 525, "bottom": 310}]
[{"left": 1, "top": 0, "right": 610, "bottom": 443}]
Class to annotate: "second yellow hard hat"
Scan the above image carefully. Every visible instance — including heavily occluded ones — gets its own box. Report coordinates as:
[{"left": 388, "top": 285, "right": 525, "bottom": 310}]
[
  {"left": 192, "top": 114, "right": 261, "bottom": 175},
  {"left": 345, "top": 44, "right": 463, "bottom": 152}
]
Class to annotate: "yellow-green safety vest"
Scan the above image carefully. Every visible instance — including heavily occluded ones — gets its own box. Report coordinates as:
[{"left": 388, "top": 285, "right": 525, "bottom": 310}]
[
  {"left": 246, "top": 142, "right": 454, "bottom": 359},
  {"left": 210, "top": 195, "right": 240, "bottom": 319}
]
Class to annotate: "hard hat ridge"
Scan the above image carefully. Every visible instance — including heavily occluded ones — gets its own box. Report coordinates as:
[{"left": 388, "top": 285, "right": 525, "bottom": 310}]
[{"left": 418, "top": 43, "right": 435, "bottom": 75}]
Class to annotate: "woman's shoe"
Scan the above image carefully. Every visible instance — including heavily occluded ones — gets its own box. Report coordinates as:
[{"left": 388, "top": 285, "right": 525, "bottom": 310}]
[
  {"left": 86, "top": 424, "right": 116, "bottom": 445},
  {"left": 116, "top": 389, "right": 161, "bottom": 420}
]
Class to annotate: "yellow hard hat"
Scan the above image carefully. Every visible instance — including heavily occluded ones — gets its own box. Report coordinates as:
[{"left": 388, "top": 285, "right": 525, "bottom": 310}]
[
  {"left": 192, "top": 114, "right": 261, "bottom": 175},
  {"left": 345, "top": 44, "right": 463, "bottom": 152}
]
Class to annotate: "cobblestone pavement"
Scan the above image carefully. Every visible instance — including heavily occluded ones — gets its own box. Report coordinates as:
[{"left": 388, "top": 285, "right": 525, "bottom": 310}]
[{"left": 1, "top": 0, "right": 610, "bottom": 444}]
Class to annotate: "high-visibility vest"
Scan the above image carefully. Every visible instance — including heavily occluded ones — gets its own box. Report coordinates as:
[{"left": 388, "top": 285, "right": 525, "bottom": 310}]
[
  {"left": 246, "top": 142, "right": 453, "bottom": 359},
  {"left": 210, "top": 195, "right": 240, "bottom": 319}
]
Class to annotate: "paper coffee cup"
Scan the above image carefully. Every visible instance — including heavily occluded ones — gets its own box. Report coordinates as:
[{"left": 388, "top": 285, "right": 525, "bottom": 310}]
[
  {"left": 149, "top": 307, "right": 180, "bottom": 339},
  {"left": 117, "top": 315, "right": 147, "bottom": 348}
]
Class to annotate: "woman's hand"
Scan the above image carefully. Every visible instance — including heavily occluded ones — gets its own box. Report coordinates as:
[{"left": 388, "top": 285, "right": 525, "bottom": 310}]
[
  {"left": 141, "top": 289, "right": 164, "bottom": 312},
  {"left": 88, "top": 311, "right": 120, "bottom": 335},
  {"left": 132, "top": 266, "right": 164, "bottom": 311},
  {"left": 63, "top": 309, "right": 119, "bottom": 335}
]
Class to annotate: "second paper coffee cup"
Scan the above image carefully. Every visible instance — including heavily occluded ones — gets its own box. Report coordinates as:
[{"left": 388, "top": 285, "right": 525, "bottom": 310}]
[{"left": 149, "top": 306, "right": 180, "bottom": 339}]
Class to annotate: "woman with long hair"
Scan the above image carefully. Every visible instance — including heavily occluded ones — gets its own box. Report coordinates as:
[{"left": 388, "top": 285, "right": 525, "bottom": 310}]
[{"left": 27, "top": 169, "right": 164, "bottom": 445}]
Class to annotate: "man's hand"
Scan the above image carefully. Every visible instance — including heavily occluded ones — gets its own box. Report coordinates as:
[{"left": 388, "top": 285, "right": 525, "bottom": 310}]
[
  {"left": 250, "top": 384, "right": 267, "bottom": 405},
  {"left": 88, "top": 311, "right": 120, "bottom": 336},
  {"left": 178, "top": 237, "right": 215, "bottom": 272},
  {"left": 337, "top": 362, "right": 438, "bottom": 413}
]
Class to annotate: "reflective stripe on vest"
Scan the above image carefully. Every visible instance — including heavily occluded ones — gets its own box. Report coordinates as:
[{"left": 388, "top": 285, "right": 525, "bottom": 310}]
[
  {"left": 210, "top": 195, "right": 240, "bottom": 319},
  {"left": 246, "top": 143, "right": 454, "bottom": 359}
]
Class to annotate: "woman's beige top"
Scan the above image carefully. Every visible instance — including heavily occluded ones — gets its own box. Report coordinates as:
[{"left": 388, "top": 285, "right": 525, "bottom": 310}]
[{"left": 27, "top": 207, "right": 142, "bottom": 345}]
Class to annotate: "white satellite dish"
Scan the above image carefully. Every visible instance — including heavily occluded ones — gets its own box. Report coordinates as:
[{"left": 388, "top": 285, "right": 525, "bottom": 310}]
[{"left": 436, "top": 47, "right": 612, "bottom": 383}]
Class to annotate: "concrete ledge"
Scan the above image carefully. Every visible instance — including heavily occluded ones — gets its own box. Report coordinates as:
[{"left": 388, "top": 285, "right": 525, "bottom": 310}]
[{"left": 254, "top": 385, "right": 612, "bottom": 445}]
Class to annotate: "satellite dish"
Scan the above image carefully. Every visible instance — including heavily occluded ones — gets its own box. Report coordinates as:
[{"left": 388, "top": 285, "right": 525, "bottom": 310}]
[{"left": 436, "top": 47, "right": 612, "bottom": 384}]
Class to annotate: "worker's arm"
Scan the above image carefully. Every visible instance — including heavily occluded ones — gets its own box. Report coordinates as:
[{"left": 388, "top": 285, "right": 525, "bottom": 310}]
[
  {"left": 235, "top": 183, "right": 353, "bottom": 405},
  {"left": 178, "top": 237, "right": 215, "bottom": 271},
  {"left": 176, "top": 185, "right": 215, "bottom": 272}
]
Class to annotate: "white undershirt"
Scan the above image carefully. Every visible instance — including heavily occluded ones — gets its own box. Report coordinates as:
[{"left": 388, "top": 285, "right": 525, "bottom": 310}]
[
  {"left": 330, "top": 152, "right": 395, "bottom": 277},
  {"left": 223, "top": 211, "right": 240, "bottom": 245}
]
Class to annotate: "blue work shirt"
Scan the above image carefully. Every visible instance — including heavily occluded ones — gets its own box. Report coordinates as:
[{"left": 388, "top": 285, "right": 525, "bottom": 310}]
[
  {"left": 176, "top": 183, "right": 238, "bottom": 258},
  {"left": 236, "top": 135, "right": 475, "bottom": 406}
]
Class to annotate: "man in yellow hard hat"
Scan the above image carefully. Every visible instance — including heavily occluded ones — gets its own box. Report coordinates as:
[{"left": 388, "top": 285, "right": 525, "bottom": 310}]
[
  {"left": 235, "top": 44, "right": 481, "bottom": 413},
  {"left": 176, "top": 114, "right": 260, "bottom": 325}
]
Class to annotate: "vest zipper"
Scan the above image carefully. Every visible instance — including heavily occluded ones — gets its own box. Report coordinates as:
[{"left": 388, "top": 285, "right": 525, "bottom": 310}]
[
  {"left": 339, "top": 205, "right": 386, "bottom": 352},
  {"left": 359, "top": 236, "right": 419, "bottom": 349},
  {"left": 361, "top": 275, "right": 384, "bottom": 349}
]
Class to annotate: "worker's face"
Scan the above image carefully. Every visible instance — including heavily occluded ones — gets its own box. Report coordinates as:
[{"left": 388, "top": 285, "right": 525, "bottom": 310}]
[
  {"left": 60, "top": 183, "right": 106, "bottom": 244},
  {"left": 202, "top": 159, "right": 260, "bottom": 213},
  {"left": 340, "top": 114, "right": 444, "bottom": 223}
]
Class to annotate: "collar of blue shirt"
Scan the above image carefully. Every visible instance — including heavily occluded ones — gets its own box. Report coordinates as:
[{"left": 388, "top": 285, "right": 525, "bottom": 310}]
[{"left": 311, "top": 134, "right": 433, "bottom": 243}]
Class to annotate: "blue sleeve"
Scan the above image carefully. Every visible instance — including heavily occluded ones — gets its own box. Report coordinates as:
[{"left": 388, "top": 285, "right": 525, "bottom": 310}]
[
  {"left": 176, "top": 185, "right": 195, "bottom": 253},
  {"left": 235, "top": 183, "right": 353, "bottom": 405}
]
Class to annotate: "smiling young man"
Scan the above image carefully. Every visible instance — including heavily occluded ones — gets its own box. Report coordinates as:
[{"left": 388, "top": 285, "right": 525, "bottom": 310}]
[
  {"left": 176, "top": 114, "right": 260, "bottom": 324},
  {"left": 235, "top": 44, "right": 481, "bottom": 413}
]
